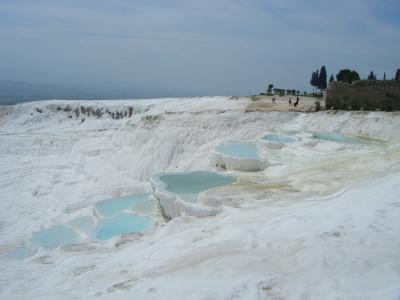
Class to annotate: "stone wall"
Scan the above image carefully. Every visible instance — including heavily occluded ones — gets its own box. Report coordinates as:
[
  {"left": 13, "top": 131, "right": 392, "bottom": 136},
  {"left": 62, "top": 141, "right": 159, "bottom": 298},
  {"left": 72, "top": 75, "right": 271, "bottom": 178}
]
[{"left": 324, "top": 80, "right": 400, "bottom": 111}]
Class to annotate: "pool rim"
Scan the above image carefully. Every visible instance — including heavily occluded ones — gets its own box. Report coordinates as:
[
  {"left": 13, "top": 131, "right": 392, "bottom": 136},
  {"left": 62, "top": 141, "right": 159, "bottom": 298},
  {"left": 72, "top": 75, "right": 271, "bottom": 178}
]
[
  {"left": 151, "top": 170, "right": 237, "bottom": 197},
  {"left": 93, "top": 212, "right": 154, "bottom": 241},
  {"left": 211, "top": 142, "right": 265, "bottom": 161},
  {"left": 260, "top": 133, "right": 297, "bottom": 144},
  {"left": 150, "top": 170, "right": 237, "bottom": 220}
]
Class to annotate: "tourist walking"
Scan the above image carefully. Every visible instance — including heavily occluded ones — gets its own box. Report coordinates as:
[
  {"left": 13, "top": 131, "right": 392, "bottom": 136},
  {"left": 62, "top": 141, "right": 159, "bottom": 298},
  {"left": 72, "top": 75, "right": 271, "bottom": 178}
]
[{"left": 293, "top": 96, "right": 300, "bottom": 107}]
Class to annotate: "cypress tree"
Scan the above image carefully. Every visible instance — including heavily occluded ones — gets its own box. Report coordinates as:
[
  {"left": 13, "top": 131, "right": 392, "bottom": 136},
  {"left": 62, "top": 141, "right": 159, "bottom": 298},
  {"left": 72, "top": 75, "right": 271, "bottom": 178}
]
[
  {"left": 318, "top": 66, "right": 327, "bottom": 91},
  {"left": 395, "top": 69, "right": 400, "bottom": 80},
  {"left": 310, "top": 71, "right": 316, "bottom": 87},
  {"left": 367, "top": 71, "right": 375, "bottom": 80},
  {"left": 329, "top": 75, "right": 334, "bottom": 83},
  {"left": 310, "top": 71, "right": 317, "bottom": 94}
]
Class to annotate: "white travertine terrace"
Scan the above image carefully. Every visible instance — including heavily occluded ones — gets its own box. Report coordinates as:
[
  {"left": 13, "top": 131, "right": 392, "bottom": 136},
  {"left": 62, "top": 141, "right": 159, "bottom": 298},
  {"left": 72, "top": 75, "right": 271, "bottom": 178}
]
[
  {"left": 1, "top": 97, "right": 400, "bottom": 299},
  {"left": 210, "top": 148, "right": 267, "bottom": 172},
  {"left": 150, "top": 171, "right": 236, "bottom": 219}
]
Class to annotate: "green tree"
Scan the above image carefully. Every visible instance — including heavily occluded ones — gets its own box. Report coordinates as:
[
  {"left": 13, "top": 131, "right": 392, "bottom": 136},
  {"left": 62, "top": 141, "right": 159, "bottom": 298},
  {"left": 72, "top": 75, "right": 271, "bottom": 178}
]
[
  {"left": 395, "top": 69, "right": 400, "bottom": 80},
  {"left": 336, "top": 69, "right": 360, "bottom": 84},
  {"left": 329, "top": 75, "right": 334, "bottom": 84},
  {"left": 267, "top": 84, "right": 274, "bottom": 95},
  {"left": 310, "top": 71, "right": 319, "bottom": 94},
  {"left": 318, "top": 66, "right": 327, "bottom": 91}
]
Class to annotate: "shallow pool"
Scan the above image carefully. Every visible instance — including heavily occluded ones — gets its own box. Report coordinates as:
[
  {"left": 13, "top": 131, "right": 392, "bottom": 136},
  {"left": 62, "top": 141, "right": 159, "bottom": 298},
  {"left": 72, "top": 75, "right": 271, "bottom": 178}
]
[
  {"left": 95, "top": 193, "right": 150, "bottom": 217},
  {"left": 31, "top": 225, "right": 80, "bottom": 249},
  {"left": 7, "top": 245, "right": 36, "bottom": 260},
  {"left": 215, "top": 143, "right": 260, "bottom": 159},
  {"left": 312, "top": 132, "right": 362, "bottom": 144},
  {"left": 159, "top": 171, "right": 236, "bottom": 195},
  {"left": 95, "top": 213, "right": 153, "bottom": 240},
  {"left": 262, "top": 134, "right": 296, "bottom": 143}
]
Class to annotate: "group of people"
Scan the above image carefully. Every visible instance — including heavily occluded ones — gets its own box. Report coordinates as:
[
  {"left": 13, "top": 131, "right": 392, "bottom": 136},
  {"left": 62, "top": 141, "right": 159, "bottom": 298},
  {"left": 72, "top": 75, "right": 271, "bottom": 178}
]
[{"left": 271, "top": 96, "right": 300, "bottom": 107}]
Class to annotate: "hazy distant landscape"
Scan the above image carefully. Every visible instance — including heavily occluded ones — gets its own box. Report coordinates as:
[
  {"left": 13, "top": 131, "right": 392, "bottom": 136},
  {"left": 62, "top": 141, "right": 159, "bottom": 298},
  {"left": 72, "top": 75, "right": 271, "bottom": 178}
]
[{"left": 0, "top": 81, "right": 171, "bottom": 105}]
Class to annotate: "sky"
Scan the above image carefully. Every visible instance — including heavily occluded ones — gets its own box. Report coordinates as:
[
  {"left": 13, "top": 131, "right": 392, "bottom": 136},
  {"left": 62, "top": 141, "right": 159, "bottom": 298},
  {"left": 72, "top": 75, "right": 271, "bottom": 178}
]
[{"left": 0, "top": 0, "right": 399, "bottom": 99}]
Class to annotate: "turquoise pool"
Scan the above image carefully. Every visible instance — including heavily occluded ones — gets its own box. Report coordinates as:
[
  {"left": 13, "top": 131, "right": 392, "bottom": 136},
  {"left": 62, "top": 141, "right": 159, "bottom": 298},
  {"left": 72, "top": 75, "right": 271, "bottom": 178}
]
[
  {"left": 95, "top": 213, "right": 153, "bottom": 240},
  {"left": 262, "top": 134, "right": 296, "bottom": 143},
  {"left": 7, "top": 245, "right": 36, "bottom": 260},
  {"left": 31, "top": 225, "right": 80, "bottom": 249},
  {"left": 159, "top": 171, "right": 236, "bottom": 195},
  {"left": 95, "top": 193, "right": 150, "bottom": 217},
  {"left": 312, "top": 132, "right": 362, "bottom": 144},
  {"left": 215, "top": 143, "right": 260, "bottom": 159}
]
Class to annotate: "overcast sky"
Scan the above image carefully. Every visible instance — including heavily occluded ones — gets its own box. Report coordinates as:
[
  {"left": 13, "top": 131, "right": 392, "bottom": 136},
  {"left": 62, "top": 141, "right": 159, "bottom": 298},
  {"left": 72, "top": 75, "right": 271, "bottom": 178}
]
[{"left": 1, "top": 0, "right": 399, "bottom": 97}]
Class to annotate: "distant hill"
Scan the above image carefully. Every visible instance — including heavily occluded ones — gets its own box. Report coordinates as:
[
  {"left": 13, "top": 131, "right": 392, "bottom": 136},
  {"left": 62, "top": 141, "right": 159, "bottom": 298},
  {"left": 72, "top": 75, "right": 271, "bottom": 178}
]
[{"left": 0, "top": 81, "right": 150, "bottom": 105}]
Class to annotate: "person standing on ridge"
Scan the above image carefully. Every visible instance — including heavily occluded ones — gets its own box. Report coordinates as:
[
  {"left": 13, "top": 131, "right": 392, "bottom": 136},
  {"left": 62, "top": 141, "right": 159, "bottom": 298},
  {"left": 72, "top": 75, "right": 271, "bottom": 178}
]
[{"left": 294, "top": 96, "right": 300, "bottom": 107}]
